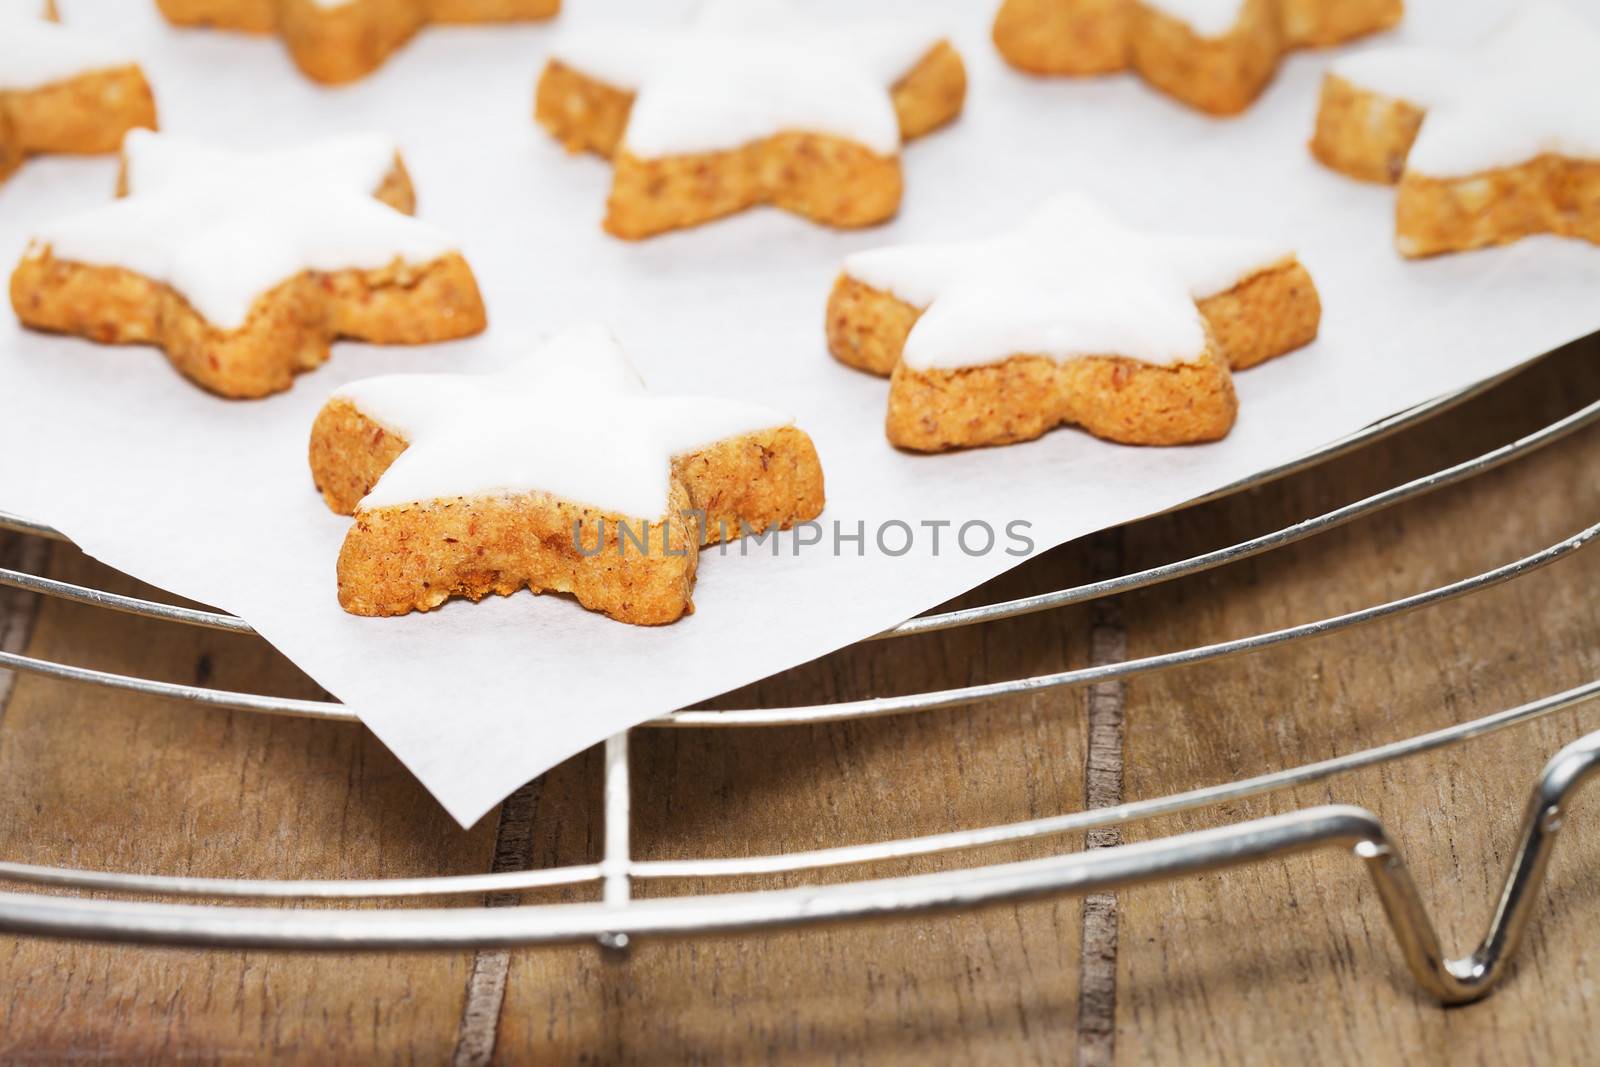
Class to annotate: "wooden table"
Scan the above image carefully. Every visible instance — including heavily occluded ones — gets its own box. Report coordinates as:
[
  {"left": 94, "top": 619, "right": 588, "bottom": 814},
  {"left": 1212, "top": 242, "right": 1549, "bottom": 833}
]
[{"left": 2, "top": 334, "right": 1596, "bottom": 1065}]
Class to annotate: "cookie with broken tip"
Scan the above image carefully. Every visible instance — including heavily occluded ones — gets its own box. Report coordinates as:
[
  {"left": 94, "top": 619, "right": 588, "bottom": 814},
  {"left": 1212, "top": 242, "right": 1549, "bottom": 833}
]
[
  {"left": 0, "top": 0, "right": 157, "bottom": 183},
  {"left": 827, "top": 191, "right": 1320, "bottom": 452},
  {"left": 155, "top": 0, "right": 559, "bottom": 84},
  {"left": 993, "top": 0, "right": 1401, "bottom": 115},
  {"left": 534, "top": 0, "right": 965, "bottom": 239},
  {"left": 1310, "top": 2, "right": 1600, "bottom": 258},
  {"left": 312, "top": 325, "right": 827, "bottom": 625},
  {"left": 9, "top": 130, "right": 486, "bottom": 398}
]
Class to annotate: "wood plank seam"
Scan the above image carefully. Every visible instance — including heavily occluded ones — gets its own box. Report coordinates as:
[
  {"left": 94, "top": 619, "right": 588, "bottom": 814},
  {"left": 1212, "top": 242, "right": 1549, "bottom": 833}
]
[
  {"left": 452, "top": 778, "right": 545, "bottom": 1067},
  {"left": 1078, "top": 528, "right": 1127, "bottom": 1067}
]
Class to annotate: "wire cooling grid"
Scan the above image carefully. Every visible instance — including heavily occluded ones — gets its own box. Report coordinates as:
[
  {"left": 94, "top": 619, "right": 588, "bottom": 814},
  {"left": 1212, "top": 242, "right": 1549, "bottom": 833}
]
[{"left": 0, "top": 360, "right": 1596, "bottom": 1006}]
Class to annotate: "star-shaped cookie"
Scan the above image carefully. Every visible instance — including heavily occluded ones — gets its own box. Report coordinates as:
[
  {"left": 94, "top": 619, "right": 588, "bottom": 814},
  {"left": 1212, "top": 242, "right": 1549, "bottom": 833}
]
[
  {"left": 993, "top": 0, "right": 1401, "bottom": 114},
  {"left": 1311, "top": 1, "right": 1600, "bottom": 257},
  {"left": 10, "top": 130, "right": 486, "bottom": 398},
  {"left": 155, "top": 0, "right": 560, "bottom": 84},
  {"left": 0, "top": 0, "right": 157, "bottom": 183},
  {"left": 535, "top": 0, "right": 966, "bottom": 238},
  {"left": 311, "top": 324, "right": 827, "bottom": 625},
  {"left": 826, "top": 192, "right": 1321, "bottom": 452}
]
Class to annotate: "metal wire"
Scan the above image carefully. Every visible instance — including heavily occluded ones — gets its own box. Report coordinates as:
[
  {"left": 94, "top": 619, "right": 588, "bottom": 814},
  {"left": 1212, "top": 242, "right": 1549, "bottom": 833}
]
[
  {"left": 2, "top": 719, "right": 1597, "bottom": 1009},
  {"left": 0, "top": 363, "right": 1595, "bottom": 1006},
  {"left": 1, "top": 519, "right": 1588, "bottom": 728},
  {"left": 0, "top": 652, "right": 350, "bottom": 721},
  {"left": 0, "top": 568, "right": 248, "bottom": 634},
  {"left": 0, "top": 511, "right": 65, "bottom": 542},
  {"left": 0, "top": 679, "right": 1591, "bottom": 900},
  {"left": 884, "top": 392, "right": 1600, "bottom": 639},
  {"left": 2, "top": 390, "right": 1595, "bottom": 726},
  {"left": 0, "top": 367, "right": 1531, "bottom": 638},
  {"left": 0, "top": 808, "right": 1411, "bottom": 952},
  {"left": 667, "top": 523, "right": 1594, "bottom": 725}
]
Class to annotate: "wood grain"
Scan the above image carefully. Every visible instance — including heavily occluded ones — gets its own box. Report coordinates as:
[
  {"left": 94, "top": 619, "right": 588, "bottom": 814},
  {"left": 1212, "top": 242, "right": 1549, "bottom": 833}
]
[
  {"left": 0, "top": 547, "right": 495, "bottom": 1064},
  {"left": 452, "top": 780, "right": 545, "bottom": 1067},
  {"left": 494, "top": 546, "right": 1097, "bottom": 1065},
  {"left": 0, "top": 532, "right": 48, "bottom": 715},
  {"left": 0, "top": 334, "right": 1595, "bottom": 1063},
  {"left": 1115, "top": 334, "right": 1600, "bottom": 1065}
]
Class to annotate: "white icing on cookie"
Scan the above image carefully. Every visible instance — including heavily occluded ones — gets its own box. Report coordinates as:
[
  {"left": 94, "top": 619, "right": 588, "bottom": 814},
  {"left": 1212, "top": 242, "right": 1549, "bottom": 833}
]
[
  {"left": 844, "top": 192, "right": 1290, "bottom": 372},
  {"left": 1140, "top": 0, "right": 1246, "bottom": 39},
  {"left": 1331, "top": 2, "right": 1600, "bottom": 177},
  {"left": 29, "top": 131, "right": 458, "bottom": 330},
  {"left": 343, "top": 324, "right": 795, "bottom": 519},
  {"left": 0, "top": 8, "right": 137, "bottom": 92},
  {"left": 548, "top": 0, "right": 945, "bottom": 157}
]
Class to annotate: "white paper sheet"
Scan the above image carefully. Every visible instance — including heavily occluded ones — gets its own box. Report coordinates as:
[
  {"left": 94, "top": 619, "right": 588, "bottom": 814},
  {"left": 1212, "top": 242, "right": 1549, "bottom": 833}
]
[{"left": 1, "top": 0, "right": 1595, "bottom": 827}]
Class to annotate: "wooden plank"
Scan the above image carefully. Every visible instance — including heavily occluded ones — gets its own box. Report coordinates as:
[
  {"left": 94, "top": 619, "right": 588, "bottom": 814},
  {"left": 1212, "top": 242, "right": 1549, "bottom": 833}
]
[
  {"left": 1115, "top": 335, "right": 1600, "bottom": 1064},
  {"left": 0, "top": 337, "right": 1596, "bottom": 1062},
  {"left": 451, "top": 756, "right": 603, "bottom": 1067},
  {"left": 493, "top": 549, "right": 1099, "bottom": 1065},
  {"left": 0, "top": 532, "right": 48, "bottom": 712},
  {"left": 0, "top": 546, "right": 496, "bottom": 1064}
]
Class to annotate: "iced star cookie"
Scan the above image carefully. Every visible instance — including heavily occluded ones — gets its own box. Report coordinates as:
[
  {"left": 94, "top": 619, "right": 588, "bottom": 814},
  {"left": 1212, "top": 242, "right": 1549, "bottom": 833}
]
[
  {"left": 827, "top": 192, "right": 1320, "bottom": 452},
  {"left": 0, "top": 0, "right": 157, "bottom": 183},
  {"left": 310, "top": 325, "right": 826, "bottom": 625},
  {"left": 993, "top": 0, "right": 1401, "bottom": 115},
  {"left": 10, "top": 130, "right": 485, "bottom": 398},
  {"left": 1311, "top": 2, "right": 1600, "bottom": 258},
  {"left": 535, "top": 0, "right": 966, "bottom": 239},
  {"left": 155, "top": 0, "right": 560, "bottom": 85}
]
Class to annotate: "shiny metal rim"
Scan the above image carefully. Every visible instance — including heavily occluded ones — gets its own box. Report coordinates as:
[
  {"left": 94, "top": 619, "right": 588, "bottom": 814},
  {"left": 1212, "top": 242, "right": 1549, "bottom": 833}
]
[
  {"left": 0, "top": 357, "right": 1596, "bottom": 1006},
  {"left": 6, "top": 721, "right": 1600, "bottom": 1008},
  {"left": 2, "top": 679, "right": 1593, "bottom": 901}
]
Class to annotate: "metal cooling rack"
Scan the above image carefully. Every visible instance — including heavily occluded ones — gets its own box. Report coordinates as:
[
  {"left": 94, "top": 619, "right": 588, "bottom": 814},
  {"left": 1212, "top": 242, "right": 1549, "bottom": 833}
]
[{"left": 1, "top": 359, "right": 1597, "bottom": 1006}]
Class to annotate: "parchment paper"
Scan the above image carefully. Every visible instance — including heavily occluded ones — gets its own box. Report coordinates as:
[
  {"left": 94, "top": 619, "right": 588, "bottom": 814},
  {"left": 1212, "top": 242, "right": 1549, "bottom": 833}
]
[{"left": 1, "top": 0, "right": 1595, "bottom": 826}]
